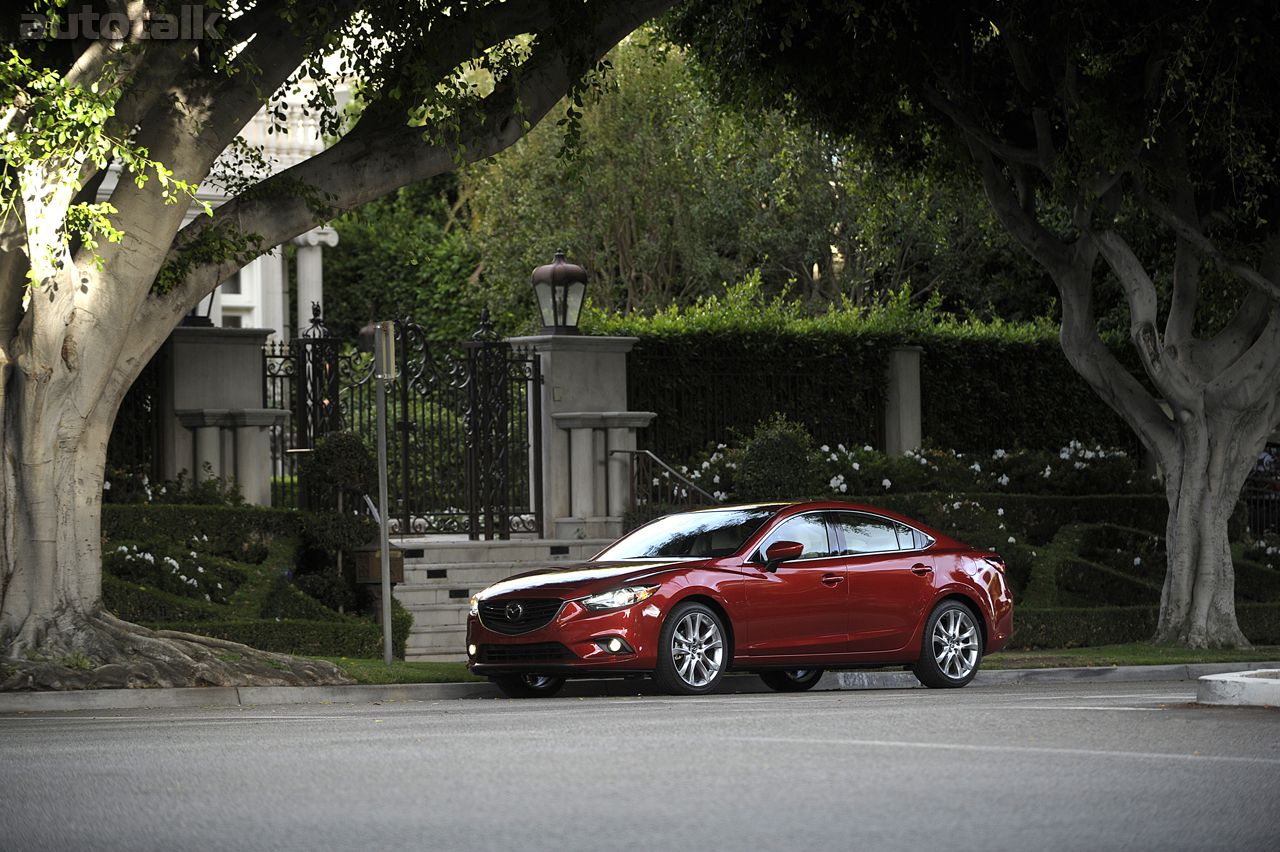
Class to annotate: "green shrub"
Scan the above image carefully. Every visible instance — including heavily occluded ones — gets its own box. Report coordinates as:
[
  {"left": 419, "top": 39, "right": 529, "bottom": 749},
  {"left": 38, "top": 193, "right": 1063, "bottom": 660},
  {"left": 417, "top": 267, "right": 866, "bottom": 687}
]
[
  {"left": 149, "top": 619, "right": 408, "bottom": 659},
  {"left": 728, "top": 415, "right": 824, "bottom": 502},
  {"left": 103, "top": 540, "right": 246, "bottom": 605},
  {"left": 103, "top": 575, "right": 222, "bottom": 623},
  {"left": 1009, "top": 604, "right": 1280, "bottom": 648},
  {"left": 259, "top": 575, "right": 346, "bottom": 622}
]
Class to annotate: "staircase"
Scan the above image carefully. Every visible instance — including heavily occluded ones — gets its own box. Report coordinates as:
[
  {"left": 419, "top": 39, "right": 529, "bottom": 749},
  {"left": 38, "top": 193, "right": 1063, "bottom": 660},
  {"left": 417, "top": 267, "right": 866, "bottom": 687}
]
[{"left": 394, "top": 538, "right": 614, "bottom": 662}]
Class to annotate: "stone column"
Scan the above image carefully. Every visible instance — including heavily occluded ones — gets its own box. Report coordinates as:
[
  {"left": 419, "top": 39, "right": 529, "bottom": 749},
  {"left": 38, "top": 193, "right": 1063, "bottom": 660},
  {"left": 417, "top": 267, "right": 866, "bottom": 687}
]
[
  {"left": 551, "top": 412, "right": 657, "bottom": 540},
  {"left": 258, "top": 247, "right": 287, "bottom": 339},
  {"left": 291, "top": 228, "right": 338, "bottom": 334},
  {"left": 884, "top": 345, "right": 923, "bottom": 455}
]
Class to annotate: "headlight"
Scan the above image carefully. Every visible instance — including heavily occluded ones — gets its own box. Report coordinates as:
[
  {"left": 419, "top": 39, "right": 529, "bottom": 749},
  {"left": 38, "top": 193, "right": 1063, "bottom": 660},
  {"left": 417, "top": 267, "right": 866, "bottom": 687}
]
[
  {"left": 581, "top": 584, "right": 660, "bottom": 611},
  {"left": 469, "top": 595, "right": 479, "bottom": 617}
]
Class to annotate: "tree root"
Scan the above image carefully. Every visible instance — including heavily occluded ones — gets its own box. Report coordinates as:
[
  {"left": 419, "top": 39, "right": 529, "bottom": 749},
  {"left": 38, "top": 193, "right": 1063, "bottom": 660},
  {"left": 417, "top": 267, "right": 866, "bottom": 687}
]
[{"left": 0, "top": 609, "right": 355, "bottom": 691}]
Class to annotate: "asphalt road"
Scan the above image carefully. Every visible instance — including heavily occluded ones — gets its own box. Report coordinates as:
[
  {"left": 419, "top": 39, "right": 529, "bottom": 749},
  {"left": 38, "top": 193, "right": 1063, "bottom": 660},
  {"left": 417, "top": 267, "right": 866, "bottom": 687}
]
[{"left": 2, "top": 681, "right": 1278, "bottom": 852}]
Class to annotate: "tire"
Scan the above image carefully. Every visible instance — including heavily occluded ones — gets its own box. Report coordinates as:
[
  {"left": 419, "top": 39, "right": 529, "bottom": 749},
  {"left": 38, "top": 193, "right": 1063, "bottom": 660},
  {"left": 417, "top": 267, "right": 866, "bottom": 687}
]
[
  {"left": 492, "top": 674, "right": 566, "bottom": 698},
  {"left": 914, "top": 600, "right": 982, "bottom": 689},
  {"left": 654, "top": 602, "right": 728, "bottom": 695},
  {"left": 759, "top": 669, "right": 825, "bottom": 692}
]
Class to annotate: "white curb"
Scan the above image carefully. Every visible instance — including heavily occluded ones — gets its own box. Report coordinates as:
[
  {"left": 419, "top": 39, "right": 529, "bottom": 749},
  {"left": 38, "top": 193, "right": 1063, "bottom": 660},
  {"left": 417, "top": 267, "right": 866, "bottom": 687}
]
[{"left": 1196, "top": 669, "right": 1280, "bottom": 707}]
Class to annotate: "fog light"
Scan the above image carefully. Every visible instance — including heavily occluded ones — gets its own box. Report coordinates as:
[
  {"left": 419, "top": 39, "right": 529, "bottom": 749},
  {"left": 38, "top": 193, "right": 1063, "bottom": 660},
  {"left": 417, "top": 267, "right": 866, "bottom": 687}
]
[
  {"left": 468, "top": 644, "right": 477, "bottom": 657},
  {"left": 596, "top": 636, "right": 633, "bottom": 655},
  {"left": 607, "top": 637, "right": 623, "bottom": 653}
]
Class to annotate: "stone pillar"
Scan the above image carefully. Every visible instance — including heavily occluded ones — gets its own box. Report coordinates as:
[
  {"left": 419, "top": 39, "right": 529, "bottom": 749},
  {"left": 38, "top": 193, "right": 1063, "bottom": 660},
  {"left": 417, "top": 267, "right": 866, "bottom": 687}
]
[
  {"left": 258, "top": 247, "right": 287, "bottom": 340},
  {"left": 884, "top": 345, "right": 923, "bottom": 456},
  {"left": 291, "top": 228, "right": 338, "bottom": 335},
  {"left": 506, "top": 334, "right": 657, "bottom": 539},
  {"left": 161, "top": 327, "right": 288, "bottom": 506}
]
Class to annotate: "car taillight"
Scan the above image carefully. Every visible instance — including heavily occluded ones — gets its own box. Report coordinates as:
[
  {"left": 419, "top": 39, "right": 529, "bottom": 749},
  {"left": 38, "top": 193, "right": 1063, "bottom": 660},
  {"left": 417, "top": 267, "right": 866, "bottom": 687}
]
[{"left": 983, "top": 556, "right": 1006, "bottom": 574}]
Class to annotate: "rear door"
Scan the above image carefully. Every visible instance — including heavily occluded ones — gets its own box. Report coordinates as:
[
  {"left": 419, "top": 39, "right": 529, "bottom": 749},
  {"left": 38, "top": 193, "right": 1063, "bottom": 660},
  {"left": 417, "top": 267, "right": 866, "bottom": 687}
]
[
  {"left": 833, "top": 512, "right": 937, "bottom": 653},
  {"left": 742, "top": 511, "right": 849, "bottom": 656}
]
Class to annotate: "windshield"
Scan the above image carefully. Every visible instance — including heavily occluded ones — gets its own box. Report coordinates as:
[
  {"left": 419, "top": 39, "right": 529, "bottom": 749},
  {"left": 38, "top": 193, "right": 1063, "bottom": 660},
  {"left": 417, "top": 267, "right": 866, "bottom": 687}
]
[{"left": 594, "top": 507, "right": 780, "bottom": 560}]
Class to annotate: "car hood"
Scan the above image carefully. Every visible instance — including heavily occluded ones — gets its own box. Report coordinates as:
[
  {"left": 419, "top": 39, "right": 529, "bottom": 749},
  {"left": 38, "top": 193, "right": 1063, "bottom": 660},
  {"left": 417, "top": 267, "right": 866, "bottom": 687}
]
[{"left": 477, "top": 560, "right": 698, "bottom": 599}]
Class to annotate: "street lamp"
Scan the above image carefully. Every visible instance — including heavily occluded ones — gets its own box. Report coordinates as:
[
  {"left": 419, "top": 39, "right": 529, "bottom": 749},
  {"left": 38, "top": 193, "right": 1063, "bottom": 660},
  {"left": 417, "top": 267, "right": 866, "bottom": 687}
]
[{"left": 531, "top": 249, "right": 586, "bottom": 334}]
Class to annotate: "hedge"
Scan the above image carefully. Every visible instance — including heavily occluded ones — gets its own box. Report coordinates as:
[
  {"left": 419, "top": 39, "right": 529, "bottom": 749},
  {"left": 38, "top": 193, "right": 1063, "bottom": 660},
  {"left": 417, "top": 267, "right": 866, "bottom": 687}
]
[
  {"left": 147, "top": 611, "right": 411, "bottom": 659},
  {"left": 584, "top": 282, "right": 1149, "bottom": 459},
  {"left": 1008, "top": 604, "right": 1280, "bottom": 649}
]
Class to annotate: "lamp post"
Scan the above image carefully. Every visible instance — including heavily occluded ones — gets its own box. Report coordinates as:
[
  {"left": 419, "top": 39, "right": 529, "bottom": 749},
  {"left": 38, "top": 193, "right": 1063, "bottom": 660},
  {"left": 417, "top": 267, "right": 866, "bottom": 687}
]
[{"left": 531, "top": 249, "right": 587, "bottom": 334}]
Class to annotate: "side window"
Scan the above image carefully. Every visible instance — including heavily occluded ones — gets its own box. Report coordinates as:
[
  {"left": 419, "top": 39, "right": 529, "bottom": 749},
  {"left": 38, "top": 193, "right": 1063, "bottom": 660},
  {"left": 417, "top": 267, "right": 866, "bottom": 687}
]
[
  {"left": 758, "top": 513, "right": 833, "bottom": 559},
  {"left": 832, "top": 512, "right": 903, "bottom": 554}
]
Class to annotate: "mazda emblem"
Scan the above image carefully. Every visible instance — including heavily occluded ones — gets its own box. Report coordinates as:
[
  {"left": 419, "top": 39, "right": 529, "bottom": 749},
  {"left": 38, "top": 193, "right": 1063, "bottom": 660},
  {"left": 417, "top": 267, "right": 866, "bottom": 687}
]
[{"left": 504, "top": 602, "right": 524, "bottom": 622}]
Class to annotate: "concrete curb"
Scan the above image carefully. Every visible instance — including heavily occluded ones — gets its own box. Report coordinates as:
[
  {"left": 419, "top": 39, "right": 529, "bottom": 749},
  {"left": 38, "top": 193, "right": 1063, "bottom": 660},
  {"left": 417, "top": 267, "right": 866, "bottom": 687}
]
[
  {"left": 4, "top": 661, "right": 1278, "bottom": 713},
  {"left": 1196, "top": 669, "right": 1280, "bottom": 707}
]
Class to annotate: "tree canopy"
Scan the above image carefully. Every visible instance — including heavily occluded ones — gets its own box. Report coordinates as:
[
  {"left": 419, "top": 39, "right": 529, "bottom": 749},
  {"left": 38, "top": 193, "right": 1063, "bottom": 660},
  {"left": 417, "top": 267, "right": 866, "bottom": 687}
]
[{"left": 671, "top": 0, "right": 1280, "bottom": 648}]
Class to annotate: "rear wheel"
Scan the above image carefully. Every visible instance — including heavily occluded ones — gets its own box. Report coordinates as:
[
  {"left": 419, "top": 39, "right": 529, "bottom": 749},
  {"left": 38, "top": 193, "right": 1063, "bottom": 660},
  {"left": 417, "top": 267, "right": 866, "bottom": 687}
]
[
  {"left": 759, "top": 669, "right": 824, "bottom": 692},
  {"left": 654, "top": 602, "right": 727, "bottom": 695},
  {"left": 914, "top": 600, "right": 982, "bottom": 689},
  {"left": 492, "top": 674, "right": 566, "bottom": 698}
]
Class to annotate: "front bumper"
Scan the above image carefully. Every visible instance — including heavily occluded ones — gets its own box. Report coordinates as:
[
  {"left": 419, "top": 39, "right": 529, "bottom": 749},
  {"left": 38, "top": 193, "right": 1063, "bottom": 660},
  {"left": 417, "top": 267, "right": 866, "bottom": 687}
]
[{"left": 466, "top": 596, "right": 667, "bottom": 676}]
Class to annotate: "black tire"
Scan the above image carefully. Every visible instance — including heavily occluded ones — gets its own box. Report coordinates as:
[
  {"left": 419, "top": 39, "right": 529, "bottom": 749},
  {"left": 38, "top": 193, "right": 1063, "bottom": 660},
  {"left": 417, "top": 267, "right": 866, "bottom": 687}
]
[
  {"left": 759, "top": 668, "right": 825, "bottom": 692},
  {"left": 913, "top": 600, "right": 982, "bottom": 689},
  {"left": 654, "top": 601, "right": 728, "bottom": 695},
  {"left": 492, "top": 674, "right": 566, "bottom": 698}
]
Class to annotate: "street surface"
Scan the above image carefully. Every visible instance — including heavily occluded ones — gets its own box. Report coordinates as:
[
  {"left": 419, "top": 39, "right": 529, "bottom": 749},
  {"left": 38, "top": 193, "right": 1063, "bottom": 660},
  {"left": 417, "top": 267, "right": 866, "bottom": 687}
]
[{"left": 2, "top": 680, "right": 1278, "bottom": 852}]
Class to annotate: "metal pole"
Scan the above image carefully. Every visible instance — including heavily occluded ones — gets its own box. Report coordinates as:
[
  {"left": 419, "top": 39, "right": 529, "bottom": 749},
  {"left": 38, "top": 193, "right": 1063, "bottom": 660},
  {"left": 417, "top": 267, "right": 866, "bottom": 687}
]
[{"left": 375, "top": 322, "right": 395, "bottom": 665}]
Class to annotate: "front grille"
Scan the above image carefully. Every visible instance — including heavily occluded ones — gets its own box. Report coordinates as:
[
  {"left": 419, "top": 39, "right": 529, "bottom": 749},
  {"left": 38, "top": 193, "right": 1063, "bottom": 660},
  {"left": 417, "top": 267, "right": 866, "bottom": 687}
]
[
  {"left": 479, "top": 642, "right": 577, "bottom": 663},
  {"left": 479, "top": 597, "right": 564, "bottom": 635}
]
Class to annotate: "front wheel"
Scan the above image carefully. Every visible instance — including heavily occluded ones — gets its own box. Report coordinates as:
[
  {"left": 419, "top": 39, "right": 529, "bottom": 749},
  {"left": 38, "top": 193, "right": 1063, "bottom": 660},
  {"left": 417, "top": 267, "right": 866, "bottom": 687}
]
[
  {"left": 914, "top": 600, "right": 982, "bottom": 689},
  {"left": 759, "top": 669, "right": 824, "bottom": 692},
  {"left": 492, "top": 674, "right": 566, "bottom": 698},
  {"left": 654, "top": 602, "right": 727, "bottom": 695}
]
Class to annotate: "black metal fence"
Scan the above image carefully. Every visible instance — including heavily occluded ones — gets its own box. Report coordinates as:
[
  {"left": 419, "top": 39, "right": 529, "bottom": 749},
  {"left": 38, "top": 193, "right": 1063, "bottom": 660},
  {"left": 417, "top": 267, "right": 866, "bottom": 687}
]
[
  {"left": 1245, "top": 443, "right": 1280, "bottom": 537},
  {"left": 264, "top": 309, "right": 541, "bottom": 539}
]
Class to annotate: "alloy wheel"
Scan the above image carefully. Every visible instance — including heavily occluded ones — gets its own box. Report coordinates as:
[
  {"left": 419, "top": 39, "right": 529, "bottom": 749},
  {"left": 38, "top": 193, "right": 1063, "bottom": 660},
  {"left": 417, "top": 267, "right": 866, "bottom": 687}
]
[
  {"left": 930, "top": 606, "right": 979, "bottom": 680},
  {"left": 670, "top": 609, "right": 724, "bottom": 688}
]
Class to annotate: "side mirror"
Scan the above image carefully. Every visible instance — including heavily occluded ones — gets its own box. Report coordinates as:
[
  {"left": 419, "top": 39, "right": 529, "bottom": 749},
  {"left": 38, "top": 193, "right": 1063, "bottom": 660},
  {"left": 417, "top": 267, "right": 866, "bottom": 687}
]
[{"left": 763, "top": 541, "right": 804, "bottom": 573}]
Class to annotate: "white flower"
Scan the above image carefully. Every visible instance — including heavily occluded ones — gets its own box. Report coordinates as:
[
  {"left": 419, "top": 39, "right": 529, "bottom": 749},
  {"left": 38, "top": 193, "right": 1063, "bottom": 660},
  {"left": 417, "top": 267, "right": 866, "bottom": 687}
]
[
  {"left": 1134, "top": 557, "right": 1141, "bottom": 566},
  {"left": 821, "top": 445, "right": 830, "bottom": 453},
  {"left": 882, "top": 478, "right": 891, "bottom": 489},
  {"left": 1007, "top": 536, "right": 1016, "bottom": 543},
  {"left": 190, "top": 551, "right": 197, "bottom": 558},
  {"left": 1042, "top": 465, "right": 1052, "bottom": 478},
  {"left": 970, "top": 462, "right": 982, "bottom": 472},
  {"left": 681, "top": 465, "right": 688, "bottom": 473},
  {"left": 1031, "top": 551, "right": 1036, "bottom": 557},
  {"left": 653, "top": 478, "right": 660, "bottom": 486},
  {"left": 103, "top": 481, "right": 112, "bottom": 491},
  {"left": 837, "top": 444, "right": 846, "bottom": 452},
  {"left": 205, "top": 594, "right": 211, "bottom": 602},
  {"left": 993, "top": 449, "right": 1006, "bottom": 459},
  {"left": 702, "top": 461, "right": 711, "bottom": 469},
  {"left": 142, "top": 553, "right": 154, "bottom": 563},
  {"left": 999, "top": 523, "right": 1005, "bottom": 529},
  {"left": 201, "top": 535, "right": 208, "bottom": 541},
  {"left": 713, "top": 475, "right": 721, "bottom": 484},
  {"left": 840, "top": 483, "right": 847, "bottom": 492},
  {"left": 830, "top": 475, "right": 845, "bottom": 490},
  {"left": 713, "top": 490, "right": 726, "bottom": 501},
  {"left": 116, "top": 546, "right": 128, "bottom": 553},
  {"left": 997, "top": 508, "right": 1004, "bottom": 516},
  {"left": 217, "top": 583, "right": 223, "bottom": 589},
  {"left": 1074, "top": 461, "right": 1085, "bottom": 469},
  {"left": 851, "top": 462, "right": 860, "bottom": 471},
  {"left": 864, "top": 445, "right": 874, "bottom": 452},
  {"left": 717, "top": 443, "right": 727, "bottom": 449},
  {"left": 954, "top": 502, "right": 962, "bottom": 509},
  {"left": 832, "top": 453, "right": 839, "bottom": 461},
  {"left": 197, "top": 566, "right": 204, "bottom": 573}
]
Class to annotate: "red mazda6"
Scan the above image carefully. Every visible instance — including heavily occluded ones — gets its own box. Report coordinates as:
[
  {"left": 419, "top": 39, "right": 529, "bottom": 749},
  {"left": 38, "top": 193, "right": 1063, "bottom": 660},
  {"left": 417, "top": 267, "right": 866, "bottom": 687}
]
[{"left": 466, "top": 502, "right": 1013, "bottom": 698}]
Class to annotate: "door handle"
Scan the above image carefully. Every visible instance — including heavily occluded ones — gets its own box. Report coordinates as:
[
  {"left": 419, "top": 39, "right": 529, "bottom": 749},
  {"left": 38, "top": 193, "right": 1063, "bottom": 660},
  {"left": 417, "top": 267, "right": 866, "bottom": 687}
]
[
  {"left": 911, "top": 564, "right": 933, "bottom": 576},
  {"left": 821, "top": 573, "right": 845, "bottom": 586}
]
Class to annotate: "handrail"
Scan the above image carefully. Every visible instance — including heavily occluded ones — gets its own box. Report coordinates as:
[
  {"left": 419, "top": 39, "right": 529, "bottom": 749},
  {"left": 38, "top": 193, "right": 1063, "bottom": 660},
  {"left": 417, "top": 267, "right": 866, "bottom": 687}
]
[{"left": 610, "top": 449, "right": 722, "bottom": 504}]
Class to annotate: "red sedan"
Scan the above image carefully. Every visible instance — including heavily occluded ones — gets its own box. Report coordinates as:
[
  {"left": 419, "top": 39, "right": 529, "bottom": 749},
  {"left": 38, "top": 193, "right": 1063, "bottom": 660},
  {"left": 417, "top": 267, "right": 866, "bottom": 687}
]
[{"left": 466, "top": 502, "right": 1013, "bottom": 697}]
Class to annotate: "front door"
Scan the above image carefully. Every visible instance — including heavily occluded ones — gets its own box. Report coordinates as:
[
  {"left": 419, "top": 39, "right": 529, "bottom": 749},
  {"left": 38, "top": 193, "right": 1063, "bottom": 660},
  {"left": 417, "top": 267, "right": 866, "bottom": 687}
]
[{"left": 742, "top": 512, "right": 849, "bottom": 656}]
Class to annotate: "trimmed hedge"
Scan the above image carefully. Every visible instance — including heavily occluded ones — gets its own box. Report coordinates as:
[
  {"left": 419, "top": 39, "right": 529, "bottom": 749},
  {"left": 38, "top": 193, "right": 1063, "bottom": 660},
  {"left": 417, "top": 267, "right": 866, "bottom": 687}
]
[
  {"left": 1008, "top": 604, "right": 1280, "bottom": 648},
  {"left": 148, "top": 608, "right": 411, "bottom": 659},
  {"left": 104, "top": 575, "right": 221, "bottom": 623}
]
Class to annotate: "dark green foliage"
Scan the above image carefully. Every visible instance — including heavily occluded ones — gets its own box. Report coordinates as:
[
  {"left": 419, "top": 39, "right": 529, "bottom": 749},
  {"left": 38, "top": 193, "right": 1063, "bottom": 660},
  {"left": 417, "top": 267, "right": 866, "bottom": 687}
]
[
  {"left": 729, "top": 415, "right": 824, "bottom": 502},
  {"left": 1010, "top": 605, "right": 1280, "bottom": 649},
  {"left": 298, "top": 431, "right": 378, "bottom": 498},
  {"left": 323, "top": 177, "right": 481, "bottom": 346},
  {"left": 103, "top": 575, "right": 222, "bottom": 624},
  {"left": 102, "top": 540, "right": 246, "bottom": 605},
  {"left": 147, "top": 619, "right": 409, "bottom": 660},
  {"left": 1232, "top": 560, "right": 1280, "bottom": 604},
  {"left": 588, "top": 286, "right": 1146, "bottom": 460},
  {"left": 259, "top": 575, "right": 347, "bottom": 623},
  {"left": 1054, "top": 558, "right": 1162, "bottom": 608}
]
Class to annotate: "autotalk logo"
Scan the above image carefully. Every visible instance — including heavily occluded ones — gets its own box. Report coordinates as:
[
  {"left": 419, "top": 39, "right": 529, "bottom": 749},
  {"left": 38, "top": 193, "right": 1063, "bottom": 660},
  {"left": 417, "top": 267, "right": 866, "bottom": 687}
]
[{"left": 21, "top": 5, "right": 222, "bottom": 41}]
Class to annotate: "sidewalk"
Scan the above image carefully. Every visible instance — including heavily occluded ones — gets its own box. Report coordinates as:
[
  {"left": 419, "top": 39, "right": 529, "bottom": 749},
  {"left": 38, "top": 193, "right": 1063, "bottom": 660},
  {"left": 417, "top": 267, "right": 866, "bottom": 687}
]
[{"left": 2, "top": 661, "right": 1277, "bottom": 713}]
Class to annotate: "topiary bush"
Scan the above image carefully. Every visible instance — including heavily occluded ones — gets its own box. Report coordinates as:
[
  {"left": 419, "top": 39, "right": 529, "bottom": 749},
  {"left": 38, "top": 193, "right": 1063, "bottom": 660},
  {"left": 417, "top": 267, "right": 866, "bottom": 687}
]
[{"left": 726, "top": 414, "right": 825, "bottom": 502}]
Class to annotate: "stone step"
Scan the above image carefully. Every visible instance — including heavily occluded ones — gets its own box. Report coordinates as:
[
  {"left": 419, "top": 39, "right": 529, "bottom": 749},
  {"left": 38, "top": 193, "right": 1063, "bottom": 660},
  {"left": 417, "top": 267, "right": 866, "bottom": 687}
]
[
  {"left": 406, "top": 624, "right": 467, "bottom": 662},
  {"left": 396, "top": 586, "right": 477, "bottom": 607},
  {"left": 397, "top": 538, "right": 612, "bottom": 566},
  {"left": 404, "top": 603, "right": 471, "bottom": 628},
  {"left": 402, "top": 559, "right": 570, "bottom": 586}
]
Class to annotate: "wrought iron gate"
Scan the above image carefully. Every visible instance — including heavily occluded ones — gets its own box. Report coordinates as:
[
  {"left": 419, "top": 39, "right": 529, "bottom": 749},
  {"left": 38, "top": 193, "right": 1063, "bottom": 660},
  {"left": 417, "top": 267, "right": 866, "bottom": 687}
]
[{"left": 265, "top": 308, "right": 542, "bottom": 539}]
